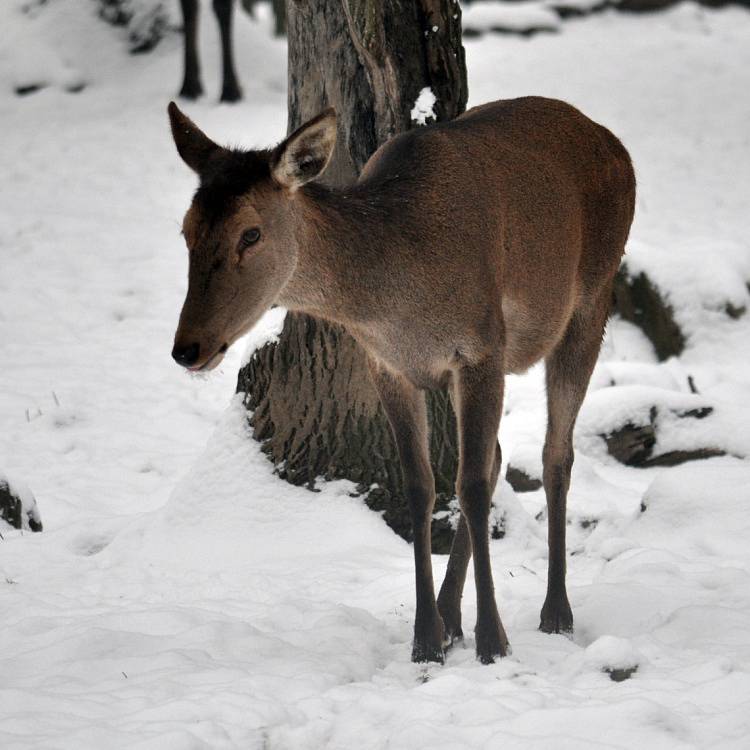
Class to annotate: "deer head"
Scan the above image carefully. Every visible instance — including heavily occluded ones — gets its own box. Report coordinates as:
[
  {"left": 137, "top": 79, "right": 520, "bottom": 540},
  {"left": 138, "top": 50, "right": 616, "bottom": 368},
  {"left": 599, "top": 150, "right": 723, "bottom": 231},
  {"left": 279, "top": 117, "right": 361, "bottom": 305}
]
[{"left": 168, "top": 102, "right": 337, "bottom": 371}]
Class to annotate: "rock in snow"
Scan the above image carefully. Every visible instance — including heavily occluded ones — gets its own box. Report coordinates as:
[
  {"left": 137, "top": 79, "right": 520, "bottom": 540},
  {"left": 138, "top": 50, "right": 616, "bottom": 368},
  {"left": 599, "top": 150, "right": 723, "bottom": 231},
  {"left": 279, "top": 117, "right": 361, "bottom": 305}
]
[
  {"left": 577, "top": 385, "right": 732, "bottom": 467},
  {"left": 613, "top": 262, "right": 686, "bottom": 361},
  {"left": 584, "top": 635, "right": 640, "bottom": 681},
  {"left": 0, "top": 473, "right": 42, "bottom": 532}
]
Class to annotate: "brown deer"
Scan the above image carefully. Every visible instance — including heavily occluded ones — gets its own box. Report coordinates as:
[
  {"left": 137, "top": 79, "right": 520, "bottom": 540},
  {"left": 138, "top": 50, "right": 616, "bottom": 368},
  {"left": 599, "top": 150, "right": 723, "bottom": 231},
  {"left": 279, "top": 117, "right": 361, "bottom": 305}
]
[
  {"left": 167, "top": 97, "right": 635, "bottom": 664},
  {"left": 179, "top": 0, "right": 241, "bottom": 102}
]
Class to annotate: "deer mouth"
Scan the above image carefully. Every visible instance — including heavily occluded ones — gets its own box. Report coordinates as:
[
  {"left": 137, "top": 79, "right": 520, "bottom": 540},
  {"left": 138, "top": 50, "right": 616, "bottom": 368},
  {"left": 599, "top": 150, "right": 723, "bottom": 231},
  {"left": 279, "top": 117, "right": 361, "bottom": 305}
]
[{"left": 188, "top": 342, "right": 229, "bottom": 372}]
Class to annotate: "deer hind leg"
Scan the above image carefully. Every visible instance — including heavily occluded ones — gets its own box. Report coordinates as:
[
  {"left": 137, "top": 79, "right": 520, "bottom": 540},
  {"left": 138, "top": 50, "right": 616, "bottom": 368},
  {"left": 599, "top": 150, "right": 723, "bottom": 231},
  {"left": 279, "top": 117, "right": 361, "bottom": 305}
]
[
  {"left": 540, "top": 296, "right": 611, "bottom": 634},
  {"left": 454, "top": 355, "right": 509, "bottom": 663},
  {"left": 368, "top": 360, "right": 446, "bottom": 663},
  {"left": 179, "top": 0, "right": 203, "bottom": 99},
  {"left": 212, "top": 0, "right": 242, "bottom": 102},
  {"left": 437, "top": 439, "right": 501, "bottom": 646}
]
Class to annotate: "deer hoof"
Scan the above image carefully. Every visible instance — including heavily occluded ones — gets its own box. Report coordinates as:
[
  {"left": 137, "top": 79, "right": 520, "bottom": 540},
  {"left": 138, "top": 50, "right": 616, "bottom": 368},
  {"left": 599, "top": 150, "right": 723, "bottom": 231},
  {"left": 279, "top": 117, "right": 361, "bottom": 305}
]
[
  {"left": 411, "top": 640, "right": 445, "bottom": 664},
  {"left": 539, "top": 595, "right": 574, "bottom": 634},
  {"left": 179, "top": 82, "right": 204, "bottom": 100},
  {"left": 475, "top": 636, "right": 509, "bottom": 665},
  {"left": 437, "top": 602, "right": 463, "bottom": 648},
  {"left": 475, "top": 618, "right": 510, "bottom": 664},
  {"left": 411, "top": 616, "right": 447, "bottom": 664},
  {"left": 219, "top": 85, "right": 242, "bottom": 103},
  {"left": 444, "top": 627, "right": 464, "bottom": 651}
]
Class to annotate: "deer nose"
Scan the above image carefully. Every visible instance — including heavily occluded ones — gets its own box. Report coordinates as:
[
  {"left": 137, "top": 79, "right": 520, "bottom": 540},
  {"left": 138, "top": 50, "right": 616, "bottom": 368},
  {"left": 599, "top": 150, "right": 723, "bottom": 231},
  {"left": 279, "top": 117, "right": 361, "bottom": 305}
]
[{"left": 172, "top": 342, "right": 200, "bottom": 367}]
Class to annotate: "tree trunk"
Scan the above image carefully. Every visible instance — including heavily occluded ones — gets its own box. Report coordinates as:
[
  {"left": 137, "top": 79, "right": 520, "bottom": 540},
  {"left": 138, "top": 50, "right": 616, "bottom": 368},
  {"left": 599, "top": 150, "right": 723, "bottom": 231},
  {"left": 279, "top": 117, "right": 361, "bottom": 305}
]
[{"left": 237, "top": 0, "right": 468, "bottom": 552}]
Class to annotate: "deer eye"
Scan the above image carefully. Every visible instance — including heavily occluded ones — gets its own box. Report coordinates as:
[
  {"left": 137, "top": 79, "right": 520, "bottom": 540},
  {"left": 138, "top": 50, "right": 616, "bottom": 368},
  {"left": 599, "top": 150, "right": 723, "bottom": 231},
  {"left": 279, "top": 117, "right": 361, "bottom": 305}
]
[{"left": 240, "top": 228, "right": 261, "bottom": 249}]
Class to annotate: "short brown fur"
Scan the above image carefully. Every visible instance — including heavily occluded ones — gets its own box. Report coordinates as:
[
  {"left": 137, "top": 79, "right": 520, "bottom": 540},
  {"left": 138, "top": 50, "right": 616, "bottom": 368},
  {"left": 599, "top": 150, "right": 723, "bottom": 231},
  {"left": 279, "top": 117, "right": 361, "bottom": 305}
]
[{"left": 168, "top": 97, "right": 636, "bottom": 664}]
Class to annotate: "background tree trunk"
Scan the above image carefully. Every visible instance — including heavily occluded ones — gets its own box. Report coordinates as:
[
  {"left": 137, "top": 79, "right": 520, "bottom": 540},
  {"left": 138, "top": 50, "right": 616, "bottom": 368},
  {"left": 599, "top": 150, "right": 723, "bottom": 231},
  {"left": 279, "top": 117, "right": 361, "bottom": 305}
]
[{"left": 237, "top": 0, "right": 468, "bottom": 552}]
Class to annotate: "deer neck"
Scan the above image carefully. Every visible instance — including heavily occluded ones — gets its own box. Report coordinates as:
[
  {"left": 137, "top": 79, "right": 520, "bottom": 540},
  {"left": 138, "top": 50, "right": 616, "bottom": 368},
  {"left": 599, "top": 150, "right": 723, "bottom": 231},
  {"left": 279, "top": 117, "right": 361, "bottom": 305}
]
[{"left": 278, "top": 182, "right": 394, "bottom": 328}]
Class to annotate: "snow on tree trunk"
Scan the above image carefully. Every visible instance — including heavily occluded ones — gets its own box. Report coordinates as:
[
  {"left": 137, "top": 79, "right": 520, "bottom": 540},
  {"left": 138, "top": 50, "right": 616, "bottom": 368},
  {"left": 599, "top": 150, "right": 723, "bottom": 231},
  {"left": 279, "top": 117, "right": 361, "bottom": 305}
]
[{"left": 237, "top": 0, "right": 467, "bottom": 552}]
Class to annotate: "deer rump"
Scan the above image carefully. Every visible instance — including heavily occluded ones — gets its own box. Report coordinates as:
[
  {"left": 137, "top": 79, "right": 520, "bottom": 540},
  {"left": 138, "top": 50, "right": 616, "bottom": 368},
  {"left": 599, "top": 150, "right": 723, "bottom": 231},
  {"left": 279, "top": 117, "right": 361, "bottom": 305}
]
[{"left": 338, "top": 97, "right": 635, "bottom": 386}]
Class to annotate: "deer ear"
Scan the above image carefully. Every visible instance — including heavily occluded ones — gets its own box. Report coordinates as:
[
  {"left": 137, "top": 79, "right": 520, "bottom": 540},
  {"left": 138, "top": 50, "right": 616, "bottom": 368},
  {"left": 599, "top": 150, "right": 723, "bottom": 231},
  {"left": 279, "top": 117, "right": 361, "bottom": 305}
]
[
  {"left": 168, "top": 101, "right": 220, "bottom": 175},
  {"left": 271, "top": 108, "right": 337, "bottom": 191}
]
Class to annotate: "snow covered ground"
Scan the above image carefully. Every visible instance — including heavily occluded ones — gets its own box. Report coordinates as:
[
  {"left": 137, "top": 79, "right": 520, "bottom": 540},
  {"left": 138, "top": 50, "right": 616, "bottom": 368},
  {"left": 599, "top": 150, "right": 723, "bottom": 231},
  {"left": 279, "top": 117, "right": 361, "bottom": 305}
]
[{"left": 2, "top": 1, "right": 750, "bottom": 747}]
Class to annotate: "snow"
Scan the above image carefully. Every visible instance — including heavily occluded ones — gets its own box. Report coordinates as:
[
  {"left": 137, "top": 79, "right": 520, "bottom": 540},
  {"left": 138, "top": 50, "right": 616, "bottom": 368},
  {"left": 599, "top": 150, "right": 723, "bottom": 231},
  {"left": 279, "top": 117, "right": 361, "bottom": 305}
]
[
  {"left": 240, "top": 307, "right": 288, "bottom": 366},
  {"left": 2, "top": 1, "right": 750, "bottom": 748},
  {"left": 583, "top": 634, "right": 640, "bottom": 672},
  {"left": 0, "top": 0, "right": 87, "bottom": 93},
  {"left": 462, "top": 0, "right": 561, "bottom": 34},
  {"left": 410, "top": 86, "right": 437, "bottom": 126},
  {"left": 636, "top": 463, "right": 750, "bottom": 560}
]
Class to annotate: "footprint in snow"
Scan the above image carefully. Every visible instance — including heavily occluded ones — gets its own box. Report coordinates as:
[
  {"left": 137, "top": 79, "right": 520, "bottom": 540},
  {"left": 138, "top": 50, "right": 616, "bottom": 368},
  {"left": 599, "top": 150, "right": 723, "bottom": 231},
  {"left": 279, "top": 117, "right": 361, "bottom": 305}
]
[{"left": 71, "top": 533, "right": 112, "bottom": 557}]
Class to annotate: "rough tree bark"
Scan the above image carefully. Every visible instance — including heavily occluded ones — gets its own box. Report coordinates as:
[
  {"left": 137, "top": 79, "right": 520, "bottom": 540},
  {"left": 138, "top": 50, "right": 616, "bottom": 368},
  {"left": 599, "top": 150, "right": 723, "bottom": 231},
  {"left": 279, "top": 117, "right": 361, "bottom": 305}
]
[{"left": 237, "top": 0, "right": 468, "bottom": 552}]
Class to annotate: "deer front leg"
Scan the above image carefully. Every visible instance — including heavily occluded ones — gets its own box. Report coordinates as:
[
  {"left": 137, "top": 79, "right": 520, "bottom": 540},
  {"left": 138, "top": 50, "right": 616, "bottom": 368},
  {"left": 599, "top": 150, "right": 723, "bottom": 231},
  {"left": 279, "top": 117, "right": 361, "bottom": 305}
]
[
  {"left": 179, "top": 0, "right": 203, "bottom": 99},
  {"left": 455, "top": 355, "right": 509, "bottom": 663},
  {"left": 368, "top": 360, "right": 446, "bottom": 664}
]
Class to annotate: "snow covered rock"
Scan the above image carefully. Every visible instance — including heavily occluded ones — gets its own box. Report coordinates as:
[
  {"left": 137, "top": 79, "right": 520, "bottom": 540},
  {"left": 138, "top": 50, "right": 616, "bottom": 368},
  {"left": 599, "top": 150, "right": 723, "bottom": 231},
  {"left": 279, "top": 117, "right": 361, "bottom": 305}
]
[
  {"left": 505, "top": 442, "right": 544, "bottom": 492},
  {"left": 505, "top": 465, "right": 543, "bottom": 492},
  {"left": 618, "top": 0, "right": 681, "bottom": 11},
  {"left": 614, "top": 240, "right": 750, "bottom": 360},
  {"left": 548, "top": 0, "right": 615, "bottom": 19},
  {"left": 584, "top": 635, "right": 640, "bottom": 681},
  {"left": 96, "top": 0, "right": 170, "bottom": 54},
  {"left": 0, "top": 474, "right": 42, "bottom": 532},
  {"left": 577, "top": 385, "right": 728, "bottom": 467},
  {"left": 613, "top": 262, "right": 686, "bottom": 361}
]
